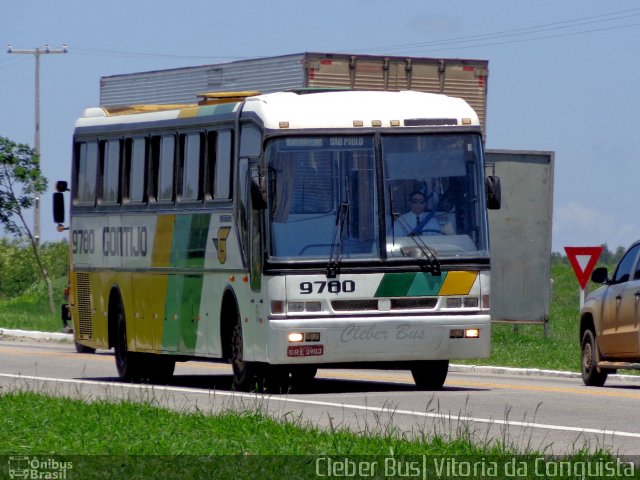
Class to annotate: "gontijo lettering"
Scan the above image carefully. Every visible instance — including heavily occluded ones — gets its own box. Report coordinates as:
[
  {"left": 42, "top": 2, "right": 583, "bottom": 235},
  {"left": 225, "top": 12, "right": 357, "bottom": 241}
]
[{"left": 102, "top": 226, "right": 148, "bottom": 257}]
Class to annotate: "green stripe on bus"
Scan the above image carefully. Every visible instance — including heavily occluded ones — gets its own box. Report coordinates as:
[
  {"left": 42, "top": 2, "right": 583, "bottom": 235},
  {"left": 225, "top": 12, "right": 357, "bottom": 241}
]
[
  {"left": 374, "top": 272, "right": 446, "bottom": 297},
  {"left": 374, "top": 273, "right": 414, "bottom": 297},
  {"left": 408, "top": 272, "right": 447, "bottom": 296},
  {"left": 162, "top": 214, "right": 209, "bottom": 351}
]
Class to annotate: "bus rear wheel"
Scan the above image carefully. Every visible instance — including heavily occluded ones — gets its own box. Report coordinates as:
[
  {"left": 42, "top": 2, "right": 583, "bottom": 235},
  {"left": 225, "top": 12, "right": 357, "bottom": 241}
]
[
  {"left": 411, "top": 360, "right": 449, "bottom": 390},
  {"left": 113, "top": 300, "right": 174, "bottom": 382}
]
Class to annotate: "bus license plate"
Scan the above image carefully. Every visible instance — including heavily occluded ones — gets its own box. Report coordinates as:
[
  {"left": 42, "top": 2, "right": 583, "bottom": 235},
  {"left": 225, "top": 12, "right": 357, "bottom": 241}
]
[{"left": 287, "top": 345, "right": 324, "bottom": 357}]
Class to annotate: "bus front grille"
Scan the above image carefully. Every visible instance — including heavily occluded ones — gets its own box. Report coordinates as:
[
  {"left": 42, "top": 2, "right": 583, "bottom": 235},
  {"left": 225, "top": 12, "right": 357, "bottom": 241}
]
[
  {"left": 331, "top": 298, "right": 438, "bottom": 312},
  {"left": 75, "top": 273, "right": 93, "bottom": 338},
  {"left": 390, "top": 298, "right": 438, "bottom": 310},
  {"left": 331, "top": 300, "right": 379, "bottom": 311}
]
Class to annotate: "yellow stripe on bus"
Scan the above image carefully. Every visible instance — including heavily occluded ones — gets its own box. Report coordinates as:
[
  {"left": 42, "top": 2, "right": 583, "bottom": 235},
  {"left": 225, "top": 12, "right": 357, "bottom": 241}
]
[
  {"left": 152, "top": 215, "right": 175, "bottom": 267},
  {"left": 439, "top": 271, "right": 477, "bottom": 295}
]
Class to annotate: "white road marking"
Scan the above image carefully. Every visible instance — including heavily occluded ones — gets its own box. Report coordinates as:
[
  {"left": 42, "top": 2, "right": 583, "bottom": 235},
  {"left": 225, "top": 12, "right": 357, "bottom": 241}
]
[{"left": 1, "top": 372, "right": 639, "bottom": 440}]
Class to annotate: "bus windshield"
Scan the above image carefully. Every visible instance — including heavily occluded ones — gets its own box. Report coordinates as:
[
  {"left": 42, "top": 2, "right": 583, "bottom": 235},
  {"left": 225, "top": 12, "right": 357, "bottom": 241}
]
[{"left": 266, "top": 133, "right": 488, "bottom": 262}]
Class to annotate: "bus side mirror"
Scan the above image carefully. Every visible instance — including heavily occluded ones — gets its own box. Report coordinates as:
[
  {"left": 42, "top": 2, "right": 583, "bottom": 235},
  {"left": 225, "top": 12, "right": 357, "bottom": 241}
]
[
  {"left": 486, "top": 176, "right": 501, "bottom": 210},
  {"left": 53, "top": 181, "right": 68, "bottom": 229},
  {"left": 250, "top": 173, "right": 267, "bottom": 210},
  {"left": 53, "top": 192, "right": 65, "bottom": 224}
]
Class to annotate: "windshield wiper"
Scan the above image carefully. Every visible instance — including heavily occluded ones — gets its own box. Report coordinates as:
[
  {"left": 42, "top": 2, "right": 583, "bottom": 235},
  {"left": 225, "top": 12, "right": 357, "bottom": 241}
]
[
  {"left": 390, "top": 212, "right": 441, "bottom": 276},
  {"left": 327, "top": 180, "right": 350, "bottom": 278}
]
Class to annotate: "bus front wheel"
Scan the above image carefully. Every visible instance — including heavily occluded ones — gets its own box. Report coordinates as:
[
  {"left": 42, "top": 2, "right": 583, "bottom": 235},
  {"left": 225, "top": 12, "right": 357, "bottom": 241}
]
[
  {"left": 230, "top": 312, "right": 263, "bottom": 391},
  {"left": 411, "top": 360, "right": 449, "bottom": 390}
]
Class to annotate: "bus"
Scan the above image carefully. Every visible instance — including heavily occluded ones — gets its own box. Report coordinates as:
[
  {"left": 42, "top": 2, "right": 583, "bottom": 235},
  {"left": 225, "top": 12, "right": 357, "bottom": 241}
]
[{"left": 53, "top": 89, "right": 501, "bottom": 390}]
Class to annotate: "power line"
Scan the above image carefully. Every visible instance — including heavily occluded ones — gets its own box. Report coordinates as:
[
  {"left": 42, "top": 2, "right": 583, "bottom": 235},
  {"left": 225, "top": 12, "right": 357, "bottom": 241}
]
[
  {"left": 403, "top": 20, "right": 640, "bottom": 54},
  {"left": 354, "top": 7, "right": 640, "bottom": 54},
  {"left": 6, "top": 44, "right": 68, "bottom": 246},
  {"left": 71, "top": 47, "right": 248, "bottom": 61}
]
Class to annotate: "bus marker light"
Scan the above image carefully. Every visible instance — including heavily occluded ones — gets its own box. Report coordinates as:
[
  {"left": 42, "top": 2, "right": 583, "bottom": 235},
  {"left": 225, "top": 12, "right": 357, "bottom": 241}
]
[
  {"left": 465, "top": 329, "right": 480, "bottom": 338},
  {"left": 482, "top": 295, "right": 490, "bottom": 308},
  {"left": 229, "top": 275, "right": 235, "bottom": 282},
  {"left": 279, "top": 121, "right": 290, "bottom": 128},
  {"left": 270, "top": 301, "right": 285, "bottom": 314},
  {"left": 353, "top": 120, "right": 364, "bottom": 127},
  {"left": 288, "top": 332, "right": 304, "bottom": 343},
  {"left": 390, "top": 120, "right": 400, "bottom": 127},
  {"left": 242, "top": 276, "right": 248, "bottom": 283}
]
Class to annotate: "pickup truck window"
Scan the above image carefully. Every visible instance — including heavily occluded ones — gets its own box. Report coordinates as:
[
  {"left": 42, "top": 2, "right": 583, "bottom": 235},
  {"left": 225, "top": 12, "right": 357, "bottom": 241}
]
[{"left": 613, "top": 244, "right": 640, "bottom": 284}]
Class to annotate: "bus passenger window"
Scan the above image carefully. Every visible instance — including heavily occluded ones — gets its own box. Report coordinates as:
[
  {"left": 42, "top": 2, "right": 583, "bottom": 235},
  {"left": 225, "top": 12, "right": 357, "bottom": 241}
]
[
  {"left": 157, "top": 135, "right": 175, "bottom": 203},
  {"left": 102, "top": 139, "right": 121, "bottom": 204},
  {"left": 180, "top": 133, "right": 202, "bottom": 202},
  {"left": 128, "top": 138, "right": 147, "bottom": 203},
  {"left": 214, "top": 130, "right": 232, "bottom": 199},
  {"left": 75, "top": 141, "right": 98, "bottom": 205}
]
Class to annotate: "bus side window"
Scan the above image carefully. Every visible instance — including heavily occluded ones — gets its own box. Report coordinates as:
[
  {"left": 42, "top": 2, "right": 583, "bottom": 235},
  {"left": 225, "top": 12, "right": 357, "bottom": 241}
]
[
  {"left": 101, "top": 139, "right": 121, "bottom": 205},
  {"left": 210, "top": 130, "right": 232, "bottom": 200},
  {"left": 125, "top": 138, "right": 147, "bottom": 204},
  {"left": 152, "top": 135, "right": 176, "bottom": 203},
  {"left": 178, "top": 132, "right": 203, "bottom": 202},
  {"left": 74, "top": 141, "right": 98, "bottom": 206}
]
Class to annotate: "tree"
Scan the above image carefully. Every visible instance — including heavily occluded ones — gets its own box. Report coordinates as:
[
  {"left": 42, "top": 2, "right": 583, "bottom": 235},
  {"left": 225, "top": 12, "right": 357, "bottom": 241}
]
[{"left": 0, "top": 136, "right": 55, "bottom": 314}]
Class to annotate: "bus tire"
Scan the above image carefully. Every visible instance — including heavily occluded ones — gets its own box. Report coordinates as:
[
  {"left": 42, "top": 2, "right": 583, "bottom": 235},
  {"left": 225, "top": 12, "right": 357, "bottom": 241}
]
[
  {"left": 74, "top": 342, "right": 96, "bottom": 354},
  {"left": 230, "top": 311, "right": 262, "bottom": 391},
  {"left": 411, "top": 360, "right": 449, "bottom": 390},
  {"left": 113, "top": 299, "right": 145, "bottom": 382}
]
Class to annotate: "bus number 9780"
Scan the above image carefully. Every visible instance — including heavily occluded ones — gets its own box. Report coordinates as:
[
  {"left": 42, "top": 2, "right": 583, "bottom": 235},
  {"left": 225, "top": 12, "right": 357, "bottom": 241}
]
[{"left": 300, "top": 280, "right": 355, "bottom": 295}]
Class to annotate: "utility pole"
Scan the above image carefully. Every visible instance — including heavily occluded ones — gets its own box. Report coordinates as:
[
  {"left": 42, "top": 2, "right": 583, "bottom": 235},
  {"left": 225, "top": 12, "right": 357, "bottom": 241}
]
[{"left": 7, "top": 44, "right": 68, "bottom": 246}]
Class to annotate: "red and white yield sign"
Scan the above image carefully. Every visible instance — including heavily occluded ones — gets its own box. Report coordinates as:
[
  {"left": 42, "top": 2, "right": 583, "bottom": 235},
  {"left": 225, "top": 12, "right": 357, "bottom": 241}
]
[{"left": 564, "top": 246, "right": 604, "bottom": 289}]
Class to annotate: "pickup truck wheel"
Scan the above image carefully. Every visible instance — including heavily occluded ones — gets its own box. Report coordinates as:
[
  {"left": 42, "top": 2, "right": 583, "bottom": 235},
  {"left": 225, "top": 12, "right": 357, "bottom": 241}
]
[
  {"left": 581, "top": 329, "right": 608, "bottom": 387},
  {"left": 411, "top": 360, "right": 449, "bottom": 390}
]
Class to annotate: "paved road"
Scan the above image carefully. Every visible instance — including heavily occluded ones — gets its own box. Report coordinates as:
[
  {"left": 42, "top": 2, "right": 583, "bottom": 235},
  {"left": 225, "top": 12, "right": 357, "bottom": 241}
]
[{"left": 2, "top": 336, "right": 640, "bottom": 456}]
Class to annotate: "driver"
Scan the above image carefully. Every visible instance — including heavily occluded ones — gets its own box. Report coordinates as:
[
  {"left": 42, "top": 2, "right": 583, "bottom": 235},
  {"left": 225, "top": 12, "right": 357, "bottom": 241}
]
[{"left": 398, "top": 191, "right": 443, "bottom": 235}]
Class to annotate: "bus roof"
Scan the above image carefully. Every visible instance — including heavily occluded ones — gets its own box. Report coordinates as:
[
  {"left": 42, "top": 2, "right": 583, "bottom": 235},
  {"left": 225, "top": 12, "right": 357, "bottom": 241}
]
[{"left": 76, "top": 90, "right": 480, "bottom": 131}]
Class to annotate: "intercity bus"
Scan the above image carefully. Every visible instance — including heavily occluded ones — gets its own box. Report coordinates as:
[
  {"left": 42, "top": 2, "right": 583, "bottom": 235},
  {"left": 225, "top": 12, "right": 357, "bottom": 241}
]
[{"left": 54, "top": 89, "right": 501, "bottom": 390}]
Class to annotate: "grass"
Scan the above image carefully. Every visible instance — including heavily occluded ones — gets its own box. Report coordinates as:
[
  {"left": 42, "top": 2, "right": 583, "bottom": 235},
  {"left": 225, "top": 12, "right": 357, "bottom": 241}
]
[
  {"left": 0, "top": 391, "right": 620, "bottom": 479},
  {"left": 460, "top": 263, "right": 585, "bottom": 372},
  {"left": 0, "top": 277, "right": 66, "bottom": 332}
]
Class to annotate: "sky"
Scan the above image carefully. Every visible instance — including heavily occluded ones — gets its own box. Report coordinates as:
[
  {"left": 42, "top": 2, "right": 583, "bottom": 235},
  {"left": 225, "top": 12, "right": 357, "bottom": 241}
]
[{"left": 2, "top": 0, "right": 640, "bottom": 253}]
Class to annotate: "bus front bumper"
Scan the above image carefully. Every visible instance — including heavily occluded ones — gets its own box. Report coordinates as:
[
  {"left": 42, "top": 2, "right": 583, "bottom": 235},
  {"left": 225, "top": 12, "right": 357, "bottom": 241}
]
[{"left": 265, "top": 314, "right": 490, "bottom": 365}]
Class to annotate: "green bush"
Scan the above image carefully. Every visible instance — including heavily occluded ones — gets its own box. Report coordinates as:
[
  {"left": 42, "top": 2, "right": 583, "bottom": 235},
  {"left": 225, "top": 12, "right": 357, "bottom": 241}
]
[{"left": 0, "top": 239, "right": 68, "bottom": 300}]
